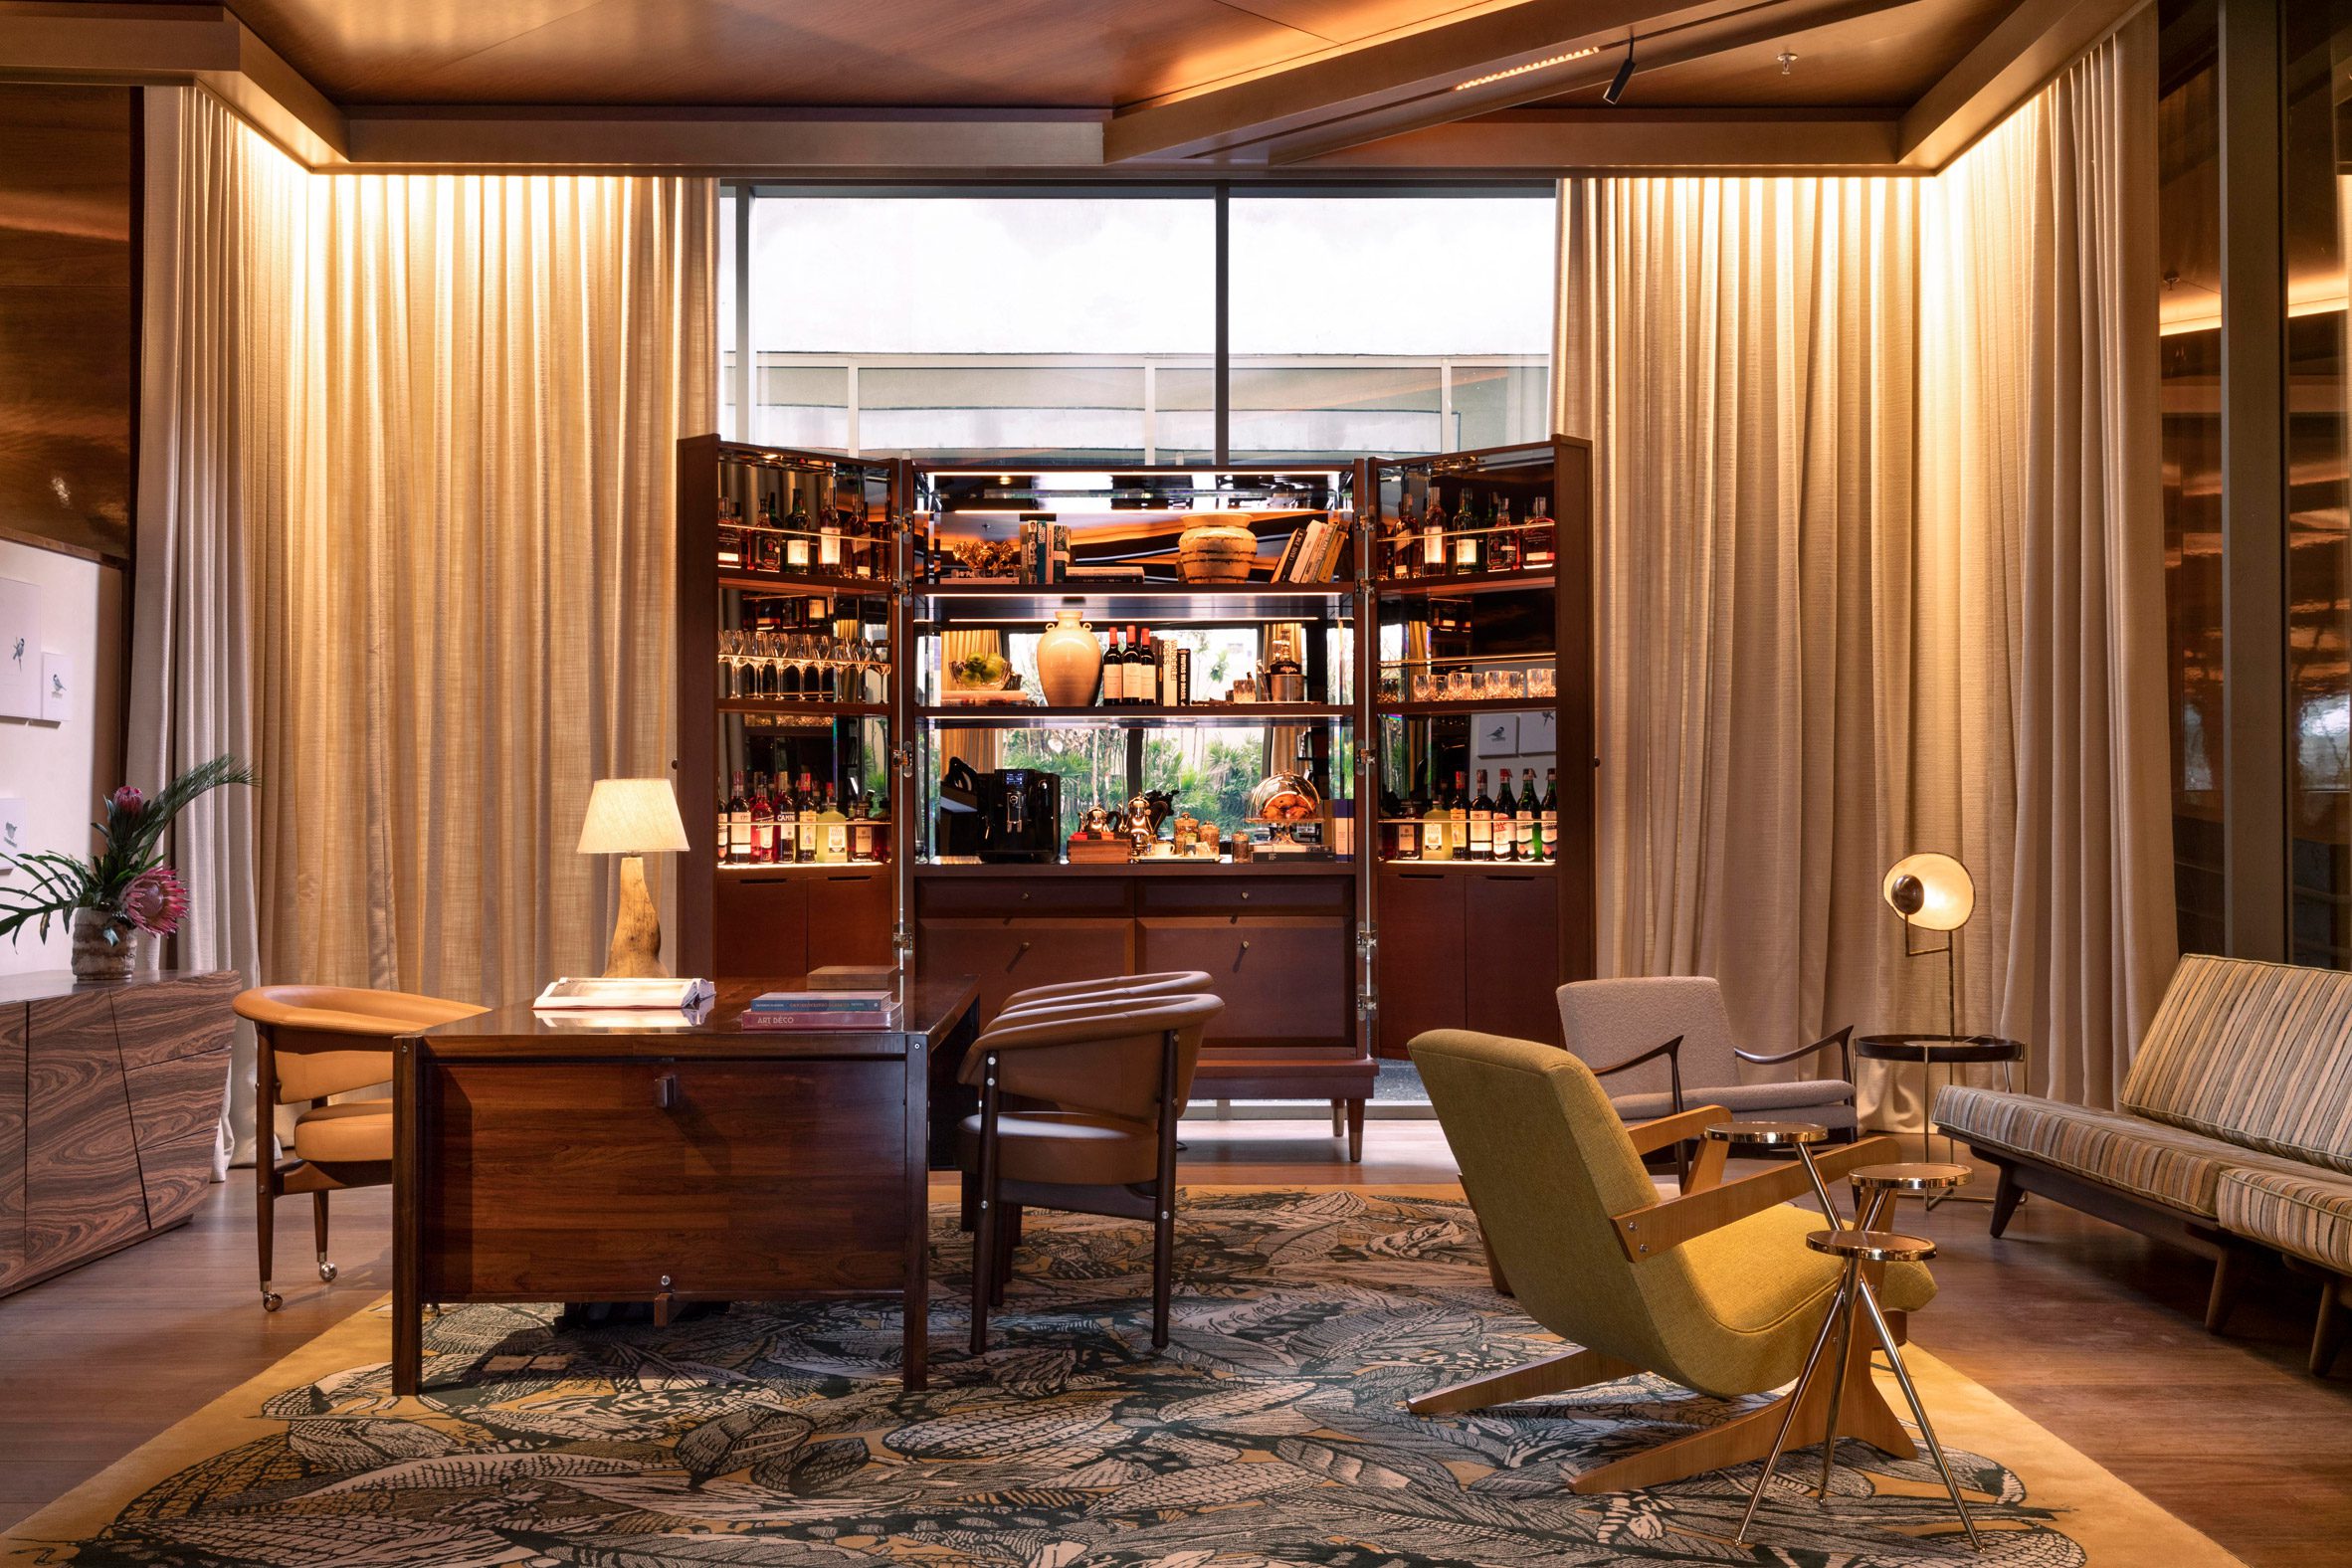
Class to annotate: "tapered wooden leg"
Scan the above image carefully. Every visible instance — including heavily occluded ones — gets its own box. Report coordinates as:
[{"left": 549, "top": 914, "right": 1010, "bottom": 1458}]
[
  {"left": 1346, "top": 1098, "right": 1365, "bottom": 1164},
  {"left": 2313, "top": 1275, "right": 2348, "bottom": 1377},
  {"left": 1331, "top": 1099, "right": 1344, "bottom": 1136},
  {"left": 1570, "top": 1317, "right": 1912, "bottom": 1495},
  {"left": 1152, "top": 1028, "right": 1181, "bottom": 1350},
  {"left": 312, "top": 1191, "right": 336, "bottom": 1282},
  {"left": 256, "top": 1166, "right": 279, "bottom": 1311},
  {"left": 969, "top": 1055, "right": 1001, "bottom": 1357},
  {"left": 1479, "top": 1232, "right": 1513, "bottom": 1296},
  {"left": 2207, "top": 1246, "right": 2247, "bottom": 1333},
  {"left": 1988, "top": 1161, "right": 2024, "bottom": 1238},
  {"left": 1409, "top": 1345, "right": 1639, "bottom": 1415}
]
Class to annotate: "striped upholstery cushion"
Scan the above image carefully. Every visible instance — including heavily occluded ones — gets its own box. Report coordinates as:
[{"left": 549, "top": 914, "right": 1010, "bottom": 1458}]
[
  {"left": 2217, "top": 1168, "right": 2352, "bottom": 1274},
  {"left": 1935, "top": 1085, "right": 2325, "bottom": 1217},
  {"left": 2120, "top": 955, "right": 2352, "bottom": 1174}
]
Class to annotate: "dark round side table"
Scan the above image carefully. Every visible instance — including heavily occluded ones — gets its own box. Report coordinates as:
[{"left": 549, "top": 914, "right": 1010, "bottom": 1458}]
[{"left": 1854, "top": 1034, "right": 2027, "bottom": 1203}]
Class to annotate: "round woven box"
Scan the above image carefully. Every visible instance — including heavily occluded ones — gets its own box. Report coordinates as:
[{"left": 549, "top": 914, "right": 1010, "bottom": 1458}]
[{"left": 1178, "top": 523, "right": 1259, "bottom": 582}]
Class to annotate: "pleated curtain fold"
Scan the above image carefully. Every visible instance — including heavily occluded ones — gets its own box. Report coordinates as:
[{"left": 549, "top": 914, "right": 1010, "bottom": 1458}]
[
  {"left": 135, "top": 89, "right": 714, "bottom": 1161},
  {"left": 1557, "top": 9, "right": 2173, "bottom": 1109}
]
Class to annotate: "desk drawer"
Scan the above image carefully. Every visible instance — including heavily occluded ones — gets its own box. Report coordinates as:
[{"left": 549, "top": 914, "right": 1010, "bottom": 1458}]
[{"left": 418, "top": 1058, "right": 905, "bottom": 1299}]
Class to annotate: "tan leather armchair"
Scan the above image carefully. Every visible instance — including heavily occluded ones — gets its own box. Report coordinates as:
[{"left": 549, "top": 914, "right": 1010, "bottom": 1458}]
[
  {"left": 960, "top": 991, "right": 1224, "bottom": 1353},
  {"left": 233, "top": 985, "right": 487, "bottom": 1310},
  {"left": 1409, "top": 1028, "right": 1933, "bottom": 1494}
]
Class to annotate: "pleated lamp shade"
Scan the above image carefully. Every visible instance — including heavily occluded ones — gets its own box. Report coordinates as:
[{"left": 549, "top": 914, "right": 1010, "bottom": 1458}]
[{"left": 577, "top": 778, "right": 690, "bottom": 856}]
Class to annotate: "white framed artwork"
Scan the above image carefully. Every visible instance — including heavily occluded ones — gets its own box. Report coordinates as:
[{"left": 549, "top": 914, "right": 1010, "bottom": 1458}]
[
  {"left": 1523, "top": 708, "right": 1558, "bottom": 755},
  {"left": 0, "top": 577, "right": 40, "bottom": 720},
  {"left": 0, "top": 796, "right": 24, "bottom": 872},
  {"left": 40, "top": 651, "right": 71, "bottom": 723},
  {"left": 1474, "top": 713, "right": 1519, "bottom": 756}
]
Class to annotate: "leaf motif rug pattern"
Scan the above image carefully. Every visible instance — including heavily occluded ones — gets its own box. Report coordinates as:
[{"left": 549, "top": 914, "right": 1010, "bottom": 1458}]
[{"left": 39, "top": 1191, "right": 2105, "bottom": 1566}]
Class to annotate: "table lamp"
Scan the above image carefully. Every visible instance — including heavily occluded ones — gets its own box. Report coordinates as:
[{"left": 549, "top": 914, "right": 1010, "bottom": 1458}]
[
  {"left": 578, "top": 778, "right": 690, "bottom": 977},
  {"left": 1881, "top": 852, "right": 1974, "bottom": 1040}
]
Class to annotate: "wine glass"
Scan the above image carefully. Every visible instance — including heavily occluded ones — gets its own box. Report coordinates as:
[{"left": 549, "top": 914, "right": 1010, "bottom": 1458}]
[{"left": 719, "top": 629, "right": 745, "bottom": 699}]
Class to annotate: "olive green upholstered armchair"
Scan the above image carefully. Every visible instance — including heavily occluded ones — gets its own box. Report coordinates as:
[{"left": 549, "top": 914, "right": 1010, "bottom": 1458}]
[{"left": 1408, "top": 1029, "right": 1938, "bottom": 1494}]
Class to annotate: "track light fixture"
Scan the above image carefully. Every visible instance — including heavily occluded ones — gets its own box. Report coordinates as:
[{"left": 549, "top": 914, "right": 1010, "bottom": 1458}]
[{"left": 1603, "top": 40, "right": 1637, "bottom": 105}]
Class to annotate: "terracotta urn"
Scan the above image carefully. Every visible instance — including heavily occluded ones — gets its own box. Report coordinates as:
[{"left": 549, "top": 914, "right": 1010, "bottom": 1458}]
[{"left": 1036, "top": 608, "right": 1104, "bottom": 707}]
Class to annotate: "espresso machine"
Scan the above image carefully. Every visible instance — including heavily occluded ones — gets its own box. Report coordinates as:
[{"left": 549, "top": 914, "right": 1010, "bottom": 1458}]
[{"left": 935, "top": 760, "right": 1063, "bottom": 864}]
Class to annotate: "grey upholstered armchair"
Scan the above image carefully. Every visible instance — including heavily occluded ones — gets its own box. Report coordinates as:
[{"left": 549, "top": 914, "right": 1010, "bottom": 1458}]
[{"left": 1554, "top": 976, "right": 1858, "bottom": 1138}]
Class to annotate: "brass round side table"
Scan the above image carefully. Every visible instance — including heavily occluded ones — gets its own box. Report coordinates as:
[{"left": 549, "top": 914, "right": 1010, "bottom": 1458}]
[
  {"left": 1856, "top": 1034, "right": 2025, "bottom": 1202},
  {"left": 1700, "top": 1128, "right": 1981, "bottom": 1552}
]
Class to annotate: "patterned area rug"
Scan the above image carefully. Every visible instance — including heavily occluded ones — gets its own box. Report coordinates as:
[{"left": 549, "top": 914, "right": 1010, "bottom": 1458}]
[{"left": 5, "top": 1190, "right": 2241, "bottom": 1567}]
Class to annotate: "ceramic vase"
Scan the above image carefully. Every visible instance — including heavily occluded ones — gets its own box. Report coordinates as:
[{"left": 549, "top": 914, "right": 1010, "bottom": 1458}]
[
  {"left": 1036, "top": 608, "right": 1104, "bottom": 707},
  {"left": 70, "top": 906, "right": 135, "bottom": 982}
]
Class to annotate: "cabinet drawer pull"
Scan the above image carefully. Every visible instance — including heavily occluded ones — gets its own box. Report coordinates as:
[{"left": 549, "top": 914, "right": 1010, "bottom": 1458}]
[
  {"left": 654, "top": 1073, "right": 679, "bottom": 1110},
  {"left": 1018, "top": 940, "right": 1032, "bottom": 952},
  {"left": 1240, "top": 890, "right": 1252, "bottom": 901},
  {"left": 1019, "top": 891, "right": 1031, "bottom": 900},
  {"left": 1240, "top": 940, "right": 1251, "bottom": 953}
]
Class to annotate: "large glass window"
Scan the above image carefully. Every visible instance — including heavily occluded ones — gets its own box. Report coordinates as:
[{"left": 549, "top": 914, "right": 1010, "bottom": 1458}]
[{"left": 726, "top": 187, "right": 1555, "bottom": 463}]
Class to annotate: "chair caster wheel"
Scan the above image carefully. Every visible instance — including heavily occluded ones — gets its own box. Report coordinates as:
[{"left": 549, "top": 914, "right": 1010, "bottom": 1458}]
[
  {"left": 262, "top": 1290, "right": 285, "bottom": 1312},
  {"left": 317, "top": 1262, "right": 338, "bottom": 1282}
]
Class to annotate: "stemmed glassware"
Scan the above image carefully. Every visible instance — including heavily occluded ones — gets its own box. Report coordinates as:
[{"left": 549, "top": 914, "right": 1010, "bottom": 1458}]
[{"left": 718, "top": 629, "right": 747, "bottom": 699}]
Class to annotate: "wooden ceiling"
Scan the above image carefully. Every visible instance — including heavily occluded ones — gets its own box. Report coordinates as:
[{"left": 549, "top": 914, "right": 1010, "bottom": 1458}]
[{"left": 0, "top": 0, "right": 2147, "bottom": 173}]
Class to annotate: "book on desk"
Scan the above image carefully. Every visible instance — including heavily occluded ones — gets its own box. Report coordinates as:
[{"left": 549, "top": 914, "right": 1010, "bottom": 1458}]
[{"left": 741, "top": 989, "right": 901, "bottom": 1030}]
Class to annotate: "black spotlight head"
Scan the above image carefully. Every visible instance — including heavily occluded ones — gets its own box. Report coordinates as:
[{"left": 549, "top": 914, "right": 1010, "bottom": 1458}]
[
  {"left": 1604, "top": 43, "right": 1637, "bottom": 104},
  {"left": 1890, "top": 874, "right": 1926, "bottom": 918}
]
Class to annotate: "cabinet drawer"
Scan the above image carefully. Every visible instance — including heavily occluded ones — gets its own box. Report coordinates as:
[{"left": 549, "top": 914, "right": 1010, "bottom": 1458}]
[
  {"left": 418, "top": 1058, "right": 905, "bottom": 1299},
  {"left": 917, "top": 877, "right": 1130, "bottom": 917},
  {"left": 806, "top": 870, "right": 895, "bottom": 969},
  {"left": 1138, "top": 915, "right": 1348, "bottom": 1047},
  {"left": 1136, "top": 876, "right": 1352, "bottom": 917},
  {"left": 714, "top": 872, "right": 809, "bottom": 978},
  {"left": 916, "top": 916, "right": 1135, "bottom": 1024}
]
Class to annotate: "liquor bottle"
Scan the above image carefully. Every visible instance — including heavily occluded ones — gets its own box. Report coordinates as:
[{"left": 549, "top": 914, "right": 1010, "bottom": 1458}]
[
  {"left": 791, "top": 770, "right": 815, "bottom": 863},
  {"left": 1489, "top": 496, "right": 1521, "bottom": 573},
  {"left": 1266, "top": 635, "right": 1304, "bottom": 704},
  {"left": 818, "top": 783, "right": 849, "bottom": 864},
  {"left": 752, "top": 493, "right": 783, "bottom": 573},
  {"left": 1450, "top": 771, "right": 1470, "bottom": 860},
  {"left": 851, "top": 787, "right": 877, "bottom": 862},
  {"left": 869, "top": 789, "right": 889, "bottom": 863},
  {"left": 1539, "top": 767, "right": 1558, "bottom": 863},
  {"left": 1494, "top": 769, "right": 1519, "bottom": 863},
  {"left": 1522, "top": 503, "right": 1556, "bottom": 570},
  {"left": 1453, "top": 494, "right": 1485, "bottom": 575},
  {"left": 1388, "top": 495, "right": 1416, "bottom": 579},
  {"left": 1136, "top": 628, "right": 1156, "bottom": 707},
  {"left": 1420, "top": 776, "right": 1452, "bottom": 862},
  {"left": 1422, "top": 492, "right": 1449, "bottom": 579},
  {"left": 784, "top": 493, "right": 813, "bottom": 573},
  {"left": 716, "top": 784, "right": 733, "bottom": 866},
  {"left": 716, "top": 495, "right": 744, "bottom": 572},
  {"left": 1469, "top": 769, "right": 1493, "bottom": 861},
  {"left": 727, "top": 772, "right": 750, "bottom": 865},
  {"left": 1380, "top": 783, "right": 1409, "bottom": 861},
  {"left": 819, "top": 491, "right": 845, "bottom": 576},
  {"left": 749, "top": 776, "right": 775, "bottom": 864}
]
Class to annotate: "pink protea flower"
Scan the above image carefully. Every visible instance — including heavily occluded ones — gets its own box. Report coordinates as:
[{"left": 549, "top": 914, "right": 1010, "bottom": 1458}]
[
  {"left": 110, "top": 784, "right": 144, "bottom": 816},
  {"left": 120, "top": 867, "right": 189, "bottom": 937}
]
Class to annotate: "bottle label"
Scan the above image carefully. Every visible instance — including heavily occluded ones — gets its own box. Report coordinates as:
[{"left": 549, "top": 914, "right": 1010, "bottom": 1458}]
[
  {"left": 826, "top": 825, "right": 848, "bottom": 859},
  {"left": 1423, "top": 824, "right": 1445, "bottom": 855}
]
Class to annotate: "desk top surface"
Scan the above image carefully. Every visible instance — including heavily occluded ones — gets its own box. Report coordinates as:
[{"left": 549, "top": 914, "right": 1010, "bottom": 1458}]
[
  {"left": 411, "top": 974, "right": 980, "bottom": 1056},
  {"left": 0, "top": 969, "right": 240, "bottom": 1006}
]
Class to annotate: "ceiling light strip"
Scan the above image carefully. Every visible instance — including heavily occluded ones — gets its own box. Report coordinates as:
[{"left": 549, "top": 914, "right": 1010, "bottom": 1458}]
[{"left": 1451, "top": 46, "right": 1600, "bottom": 93}]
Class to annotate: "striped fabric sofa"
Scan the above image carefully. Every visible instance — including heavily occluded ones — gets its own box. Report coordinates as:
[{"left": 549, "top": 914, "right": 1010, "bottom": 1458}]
[{"left": 1935, "top": 954, "right": 2352, "bottom": 1374}]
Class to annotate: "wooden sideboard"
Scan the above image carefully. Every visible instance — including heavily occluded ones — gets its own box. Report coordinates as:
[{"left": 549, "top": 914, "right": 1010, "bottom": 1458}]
[{"left": 0, "top": 969, "right": 239, "bottom": 1296}]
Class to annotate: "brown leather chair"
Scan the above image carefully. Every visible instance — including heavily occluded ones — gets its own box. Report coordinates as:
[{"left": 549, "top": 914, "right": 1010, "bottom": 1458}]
[
  {"left": 992, "top": 970, "right": 1213, "bottom": 1025},
  {"left": 233, "top": 985, "right": 488, "bottom": 1310},
  {"left": 961, "top": 991, "right": 1224, "bottom": 1353}
]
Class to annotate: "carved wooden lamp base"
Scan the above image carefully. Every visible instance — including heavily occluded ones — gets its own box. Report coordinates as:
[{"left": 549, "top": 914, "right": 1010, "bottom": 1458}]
[{"left": 604, "top": 854, "right": 669, "bottom": 978}]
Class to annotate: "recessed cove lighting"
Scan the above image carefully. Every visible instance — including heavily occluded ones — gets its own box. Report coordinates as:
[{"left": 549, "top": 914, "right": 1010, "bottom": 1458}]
[{"left": 1452, "top": 45, "right": 1600, "bottom": 92}]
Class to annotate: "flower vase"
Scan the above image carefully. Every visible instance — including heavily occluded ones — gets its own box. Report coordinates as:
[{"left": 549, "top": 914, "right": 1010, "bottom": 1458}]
[
  {"left": 1036, "top": 608, "right": 1104, "bottom": 707},
  {"left": 70, "top": 906, "right": 136, "bottom": 982}
]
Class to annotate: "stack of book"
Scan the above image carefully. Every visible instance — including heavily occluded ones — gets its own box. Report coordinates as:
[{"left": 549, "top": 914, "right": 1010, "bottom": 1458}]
[{"left": 739, "top": 989, "right": 900, "bottom": 1030}]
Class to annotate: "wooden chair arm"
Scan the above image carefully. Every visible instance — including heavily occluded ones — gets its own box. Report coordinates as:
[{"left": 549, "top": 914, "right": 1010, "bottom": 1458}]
[
  {"left": 1592, "top": 1034, "right": 1682, "bottom": 1080},
  {"left": 1624, "top": 1103, "right": 1732, "bottom": 1157},
  {"left": 1735, "top": 1023, "right": 1855, "bottom": 1081},
  {"left": 1606, "top": 1132, "right": 1904, "bottom": 1263}
]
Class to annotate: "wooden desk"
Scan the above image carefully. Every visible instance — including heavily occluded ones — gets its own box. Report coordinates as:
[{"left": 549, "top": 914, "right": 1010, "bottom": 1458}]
[{"left": 392, "top": 974, "right": 979, "bottom": 1396}]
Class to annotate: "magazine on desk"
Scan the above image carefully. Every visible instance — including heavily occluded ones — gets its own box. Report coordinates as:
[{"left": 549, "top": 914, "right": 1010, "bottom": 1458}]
[{"left": 532, "top": 976, "right": 716, "bottom": 1012}]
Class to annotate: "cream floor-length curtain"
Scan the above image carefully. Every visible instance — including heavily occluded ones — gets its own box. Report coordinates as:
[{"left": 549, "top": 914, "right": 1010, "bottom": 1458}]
[
  {"left": 133, "top": 88, "right": 312, "bottom": 1168},
  {"left": 1557, "top": 10, "right": 2171, "bottom": 1110},
  {"left": 265, "top": 173, "right": 714, "bottom": 1006},
  {"left": 1558, "top": 177, "right": 1921, "bottom": 1072},
  {"left": 1916, "top": 10, "right": 2173, "bottom": 1105}
]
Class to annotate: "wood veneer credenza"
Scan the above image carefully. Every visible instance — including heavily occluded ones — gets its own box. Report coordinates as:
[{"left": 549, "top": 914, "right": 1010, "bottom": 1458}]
[
  {"left": 0, "top": 969, "right": 238, "bottom": 1296},
  {"left": 393, "top": 974, "right": 980, "bottom": 1396}
]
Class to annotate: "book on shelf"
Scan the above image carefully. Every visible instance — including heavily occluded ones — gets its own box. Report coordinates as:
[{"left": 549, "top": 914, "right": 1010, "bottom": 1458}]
[
  {"left": 534, "top": 976, "right": 716, "bottom": 1012},
  {"left": 1282, "top": 520, "right": 1326, "bottom": 582},
  {"left": 1271, "top": 527, "right": 1308, "bottom": 582}
]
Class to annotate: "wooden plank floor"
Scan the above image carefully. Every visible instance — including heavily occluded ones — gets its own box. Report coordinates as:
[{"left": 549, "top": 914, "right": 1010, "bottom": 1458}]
[{"left": 3, "top": 1119, "right": 2347, "bottom": 1563}]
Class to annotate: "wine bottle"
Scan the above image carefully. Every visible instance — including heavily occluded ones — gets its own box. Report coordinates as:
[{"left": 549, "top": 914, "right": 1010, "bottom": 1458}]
[
  {"left": 749, "top": 777, "right": 775, "bottom": 865},
  {"left": 785, "top": 492, "right": 813, "bottom": 573},
  {"left": 1422, "top": 492, "right": 1449, "bottom": 579},
  {"left": 1388, "top": 494, "right": 1416, "bottom": 579},
  {"left": 1449, "top": 770, "right": 1470, "bottom": 861},
  {"left": 1136, "top": 628, "right": 1155, "bottom": 707},
  {"left": 1381, "top": 782, "right": 1410, "bottom": 861},
  {"left": 727, "top": 771, "right": 750, "bottom": 865},
  {"left": 1470, "top": 769, "right": 1493, "bottom": 862},
  {"left": 1539, "top": 767, "right": 1558, "bottom": 863},
  {"left": 851, "top": 787, "right": 877, "bottom": 862},
  {"left": 1453, "top": 494, "right": 1484, "bottom": 575},
  {"left": 1494, "top": 769, "right": 1518, "bottom": 863},
  {"left": 796, "top": 770, "right": 820, "bottom": 863},
  {"left": 715, "top": 784, "right": 733, "bottom": 866}
]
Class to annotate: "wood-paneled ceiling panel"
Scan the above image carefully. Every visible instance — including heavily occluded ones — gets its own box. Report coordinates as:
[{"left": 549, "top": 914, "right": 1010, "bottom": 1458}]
[
  {"left": 144, "top": 0, "right": 1506, "bottom": 106},
  {"left": 1528, "top": 0, "right": 2012, "bottom": 109}
]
